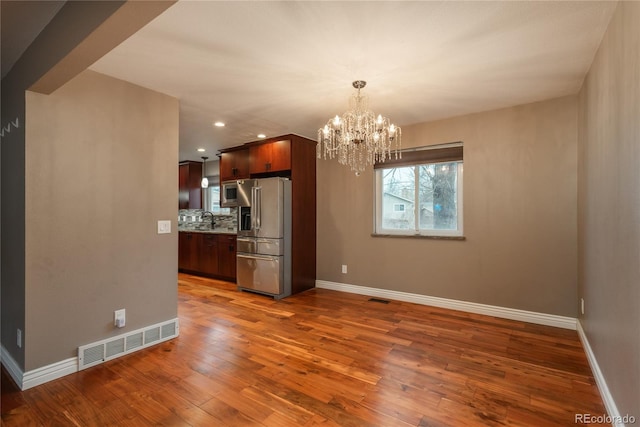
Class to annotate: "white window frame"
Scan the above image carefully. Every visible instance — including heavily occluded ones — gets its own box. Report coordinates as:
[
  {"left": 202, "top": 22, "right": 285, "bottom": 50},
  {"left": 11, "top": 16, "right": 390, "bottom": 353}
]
[{"left": 374, "top": 146, "right": 463, "bottom": 238}]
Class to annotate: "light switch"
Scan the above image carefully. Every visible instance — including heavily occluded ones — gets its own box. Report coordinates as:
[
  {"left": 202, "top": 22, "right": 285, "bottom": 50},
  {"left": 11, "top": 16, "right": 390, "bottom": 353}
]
[{"left": 157, "top": 220, "right": 171, "bottom": 234}]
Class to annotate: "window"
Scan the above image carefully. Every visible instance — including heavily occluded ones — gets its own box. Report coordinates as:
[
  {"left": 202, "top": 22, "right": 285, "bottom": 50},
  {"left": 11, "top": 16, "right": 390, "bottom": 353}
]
[
  {"left": 203, "top": 176, "right": 231, "bottom": 214},
  {"left": 374, "top": 143, "right": 463, "bottom": 237}
]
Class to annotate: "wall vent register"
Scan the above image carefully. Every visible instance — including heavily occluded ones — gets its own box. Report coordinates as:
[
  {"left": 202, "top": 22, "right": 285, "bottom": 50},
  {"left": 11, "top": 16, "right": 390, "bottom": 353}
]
[{"left": 78, "top": 319, "right": 178, "bottom": 370}]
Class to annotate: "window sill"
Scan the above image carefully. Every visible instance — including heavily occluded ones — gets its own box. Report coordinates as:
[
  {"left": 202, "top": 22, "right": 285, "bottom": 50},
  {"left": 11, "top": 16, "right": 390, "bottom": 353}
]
[{"left": 371, "top": 233, "right": 466, "bottom": 241}]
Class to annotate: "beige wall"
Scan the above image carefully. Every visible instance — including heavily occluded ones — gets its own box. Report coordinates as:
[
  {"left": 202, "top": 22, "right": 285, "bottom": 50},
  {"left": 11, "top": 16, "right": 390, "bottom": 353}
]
[
  {"left": 0, "top": 0, "right": 117, "bottom": 374},
  {"left": 1, "top": 0, "right": 175, "bottom": 376},
  {"left": 24, "top": 70, "right": 179, "bottom": 370},
  {"left": 317, "top": 95, "right": 578, "bottom": 317},
  {"left": 578, "top": 1, "right": 640, "bottom": 416}
]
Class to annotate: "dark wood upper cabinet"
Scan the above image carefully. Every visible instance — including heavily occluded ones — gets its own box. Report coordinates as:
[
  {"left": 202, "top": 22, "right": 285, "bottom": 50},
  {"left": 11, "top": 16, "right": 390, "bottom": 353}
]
[
  {"left": 178, "top": 161, "right": 202, "bottom": 209},
  {"left": 219, "top": 147, "right": 250, "bottom": 181},
  {"left": 249, "top": 139, "right": 291, "bottom": 175},
  {"left": 179, "top": 164, "right": 190, "bottom": 209}
]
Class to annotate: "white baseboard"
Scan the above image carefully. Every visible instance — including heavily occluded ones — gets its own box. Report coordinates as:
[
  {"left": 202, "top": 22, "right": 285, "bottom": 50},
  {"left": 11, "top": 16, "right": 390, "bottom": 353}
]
[
  {"left": 1, "top": 317, "right": 179, "bottom": 391},
  {"left": 577, "top": 320, "right": 623, "bottom": 427},
  {"left": 23, "top": 357, "right": 78, "bottom": 390},
  {"left": 315, "top": 280, "right": 577, "bottom": 330},
  {"left": 1, "top": 345, "right": 25, "bottom": 389},
  {"left": 2, "top": 345, "right": 79, "bottom": 391}
]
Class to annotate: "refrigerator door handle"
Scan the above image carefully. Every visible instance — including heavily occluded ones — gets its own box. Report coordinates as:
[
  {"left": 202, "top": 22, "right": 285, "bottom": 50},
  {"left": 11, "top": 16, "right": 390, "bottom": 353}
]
[
  {"left": 237, "top": 253, "right": 279, "bottom": 262},
  {"left": 255, "top": 185, "right": 262, "bottom": 231},
  {"left": 250, "top": 186, "right": 257, "bottom": 230}
]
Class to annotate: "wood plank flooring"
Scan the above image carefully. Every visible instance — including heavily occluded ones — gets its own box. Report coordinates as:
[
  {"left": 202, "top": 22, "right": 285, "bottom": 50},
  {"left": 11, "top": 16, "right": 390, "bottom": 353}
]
[{"left": 2, "top": 273, "right": 607, "bottom": 426}]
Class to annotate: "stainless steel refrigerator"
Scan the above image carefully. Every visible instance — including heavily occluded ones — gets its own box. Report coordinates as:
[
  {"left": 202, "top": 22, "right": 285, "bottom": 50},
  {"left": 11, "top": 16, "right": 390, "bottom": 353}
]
[{"left": 236, "top": 177, "right": 292, "bottom": 299}]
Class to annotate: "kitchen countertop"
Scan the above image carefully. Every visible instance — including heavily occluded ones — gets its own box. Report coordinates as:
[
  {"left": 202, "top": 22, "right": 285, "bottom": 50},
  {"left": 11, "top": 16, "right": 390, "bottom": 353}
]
[{"left": 178, "top": 227, "right": 237, "bottom": 235}]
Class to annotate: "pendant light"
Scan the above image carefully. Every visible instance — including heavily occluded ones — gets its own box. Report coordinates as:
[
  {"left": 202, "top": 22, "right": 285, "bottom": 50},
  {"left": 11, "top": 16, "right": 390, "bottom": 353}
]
[{"left": 201, "top": 157, "right": 209, "bottom": 188}]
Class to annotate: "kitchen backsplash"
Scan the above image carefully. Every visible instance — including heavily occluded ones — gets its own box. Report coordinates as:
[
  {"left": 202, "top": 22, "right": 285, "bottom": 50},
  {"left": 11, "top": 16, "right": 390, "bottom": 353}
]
[{"left": 178, "top": 208, "right": 237, "bottom": 232}]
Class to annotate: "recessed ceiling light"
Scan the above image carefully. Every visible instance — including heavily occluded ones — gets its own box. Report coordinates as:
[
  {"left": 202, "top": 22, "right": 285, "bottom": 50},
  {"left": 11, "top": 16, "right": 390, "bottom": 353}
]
[
  {"left": 213, "top": 122, "right": 225, "bottom": 127},
  {"left": 197, "top": 148, "right": 205, "bottom": 152},
  {"left": 257, "top": 134, "right": 266, "bottom": 139}
]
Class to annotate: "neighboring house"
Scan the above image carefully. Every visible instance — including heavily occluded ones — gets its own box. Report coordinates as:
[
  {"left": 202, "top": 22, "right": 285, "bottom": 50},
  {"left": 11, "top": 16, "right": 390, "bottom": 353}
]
[
  {"left": 382, "top": 191, "right": 437, "bottom": 230},
  {"left": 382, "top": 192, "right": 414, "bottom": 229}
]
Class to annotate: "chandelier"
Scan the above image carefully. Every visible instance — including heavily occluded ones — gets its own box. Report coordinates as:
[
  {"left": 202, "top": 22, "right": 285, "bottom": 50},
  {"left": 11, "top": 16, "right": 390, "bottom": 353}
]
[{"left": 317, "top": 80, "right": 401, "bottom": 175}]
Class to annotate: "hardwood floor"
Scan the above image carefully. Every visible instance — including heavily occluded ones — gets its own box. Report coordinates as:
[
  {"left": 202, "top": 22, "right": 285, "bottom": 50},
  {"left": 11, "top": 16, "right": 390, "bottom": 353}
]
[{"left": 2, "top": 273, "right": 607, "bottom": 426}]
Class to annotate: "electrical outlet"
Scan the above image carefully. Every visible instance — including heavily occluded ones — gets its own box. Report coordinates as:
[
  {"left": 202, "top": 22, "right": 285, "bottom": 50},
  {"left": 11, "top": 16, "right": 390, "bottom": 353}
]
[
  {"left": 17, "top": 329, "right": 22, "bottom": 348},
  {"left": 157, "top": 220, "right": 171, "bottom": 234},
  {"left": 114, "top": 309, "right": 126, "bottom": 328},
  {"left": 581, "top": 298, "right": 585, "bottom": 315},
  {"left": 341, "top": 264, "right": 348, "bottom": 274}
]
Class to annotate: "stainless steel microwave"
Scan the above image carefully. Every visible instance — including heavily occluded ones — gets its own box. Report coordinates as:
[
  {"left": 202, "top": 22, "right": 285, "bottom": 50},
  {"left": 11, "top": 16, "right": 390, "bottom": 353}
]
[{"left": 221, "top": 180, "right": 239, "bottom": 207}]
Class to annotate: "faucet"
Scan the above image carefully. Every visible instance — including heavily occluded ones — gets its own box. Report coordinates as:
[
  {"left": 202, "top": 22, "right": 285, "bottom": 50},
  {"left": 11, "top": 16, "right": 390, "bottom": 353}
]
[{"left": 201, "top": 211, "right": 215, "bottom": 228}]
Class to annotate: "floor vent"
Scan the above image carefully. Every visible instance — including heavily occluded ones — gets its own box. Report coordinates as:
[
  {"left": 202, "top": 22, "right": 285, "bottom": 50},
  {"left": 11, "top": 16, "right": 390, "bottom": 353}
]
[
  {"left": 78, "top": 318, "right": 179, "bottom": 371},
  {"left": 368, "top": 297, "right": 391, "bottom": 304}
]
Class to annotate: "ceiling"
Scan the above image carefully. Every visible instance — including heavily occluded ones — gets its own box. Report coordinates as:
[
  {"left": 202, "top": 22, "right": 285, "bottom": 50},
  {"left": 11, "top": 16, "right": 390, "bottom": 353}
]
[{"left": 6, "top": 1, "right": 618, "bottom": 162}]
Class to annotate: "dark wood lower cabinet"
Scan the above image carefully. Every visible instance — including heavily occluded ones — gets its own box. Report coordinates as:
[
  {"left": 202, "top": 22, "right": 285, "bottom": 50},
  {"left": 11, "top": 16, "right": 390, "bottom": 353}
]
[
  {"left": 178, "top": 232, "right": 199, "bottom": 272},
  {"left": 198, "top": 234, "right": 219, "bottom": 275},
  {"left": 217, "top": 235, "right": 237, "bottom": 279},
  {"left": 178, "top": 232, "right": 236, "bottom": 281}
]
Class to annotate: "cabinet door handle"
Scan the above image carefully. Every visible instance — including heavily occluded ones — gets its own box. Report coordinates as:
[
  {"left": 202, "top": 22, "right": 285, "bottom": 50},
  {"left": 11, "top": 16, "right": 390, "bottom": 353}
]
[{"left": 265, "top": 162, "right": 271, "bottom": 171}]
